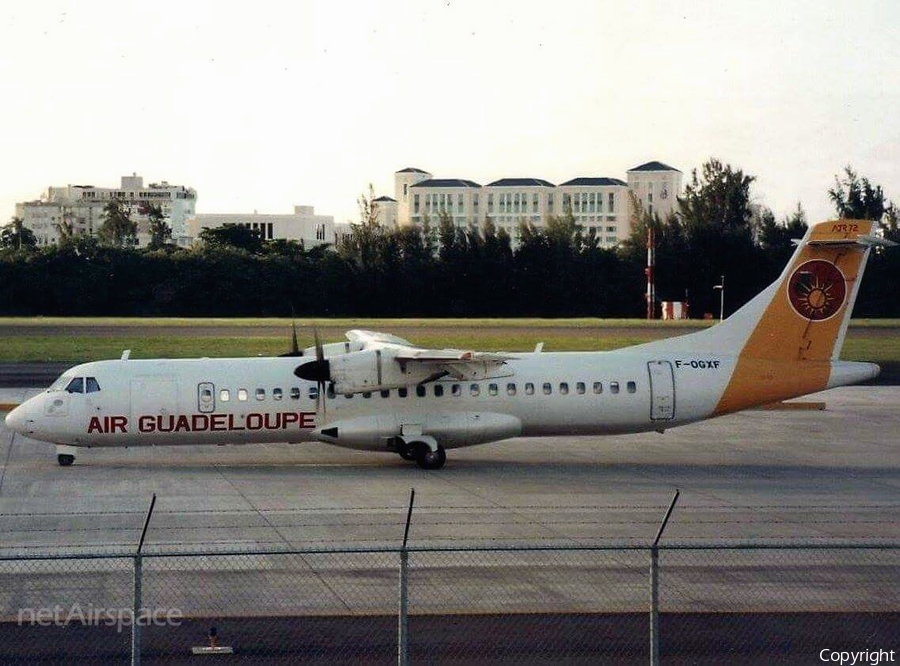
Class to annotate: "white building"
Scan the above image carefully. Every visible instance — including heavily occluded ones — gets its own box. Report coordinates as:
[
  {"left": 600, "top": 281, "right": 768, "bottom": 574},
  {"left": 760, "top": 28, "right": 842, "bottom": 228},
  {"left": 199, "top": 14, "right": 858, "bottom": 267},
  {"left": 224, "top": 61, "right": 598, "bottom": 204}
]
[
  {"left": 372, "top": 196, "right": 398, "bottom": 228},
  {"left": 625, "top": 161, "right": 682, "bottom": 220},
  {"left": 187, "top": 205, "right": 335, "bottom": 248},
  {"left": 15, "top": 174, "right": 197, "bottom": 247},
  {"left": 379, "top": 161, "right": 681, "bottom": 248}
]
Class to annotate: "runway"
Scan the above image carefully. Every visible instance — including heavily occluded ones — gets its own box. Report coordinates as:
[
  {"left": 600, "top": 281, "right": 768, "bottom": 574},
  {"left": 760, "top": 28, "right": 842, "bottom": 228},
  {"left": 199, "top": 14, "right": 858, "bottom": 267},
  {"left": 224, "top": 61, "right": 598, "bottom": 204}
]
[{"left": 1, "top": 386, "right": 899, "bottom": 552}]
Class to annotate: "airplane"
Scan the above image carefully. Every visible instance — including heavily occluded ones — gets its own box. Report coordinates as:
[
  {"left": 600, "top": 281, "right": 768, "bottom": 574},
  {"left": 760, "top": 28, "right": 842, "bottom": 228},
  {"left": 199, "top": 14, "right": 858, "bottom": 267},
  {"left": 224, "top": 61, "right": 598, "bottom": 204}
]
[{"left": 4, "top": 219, "right": 894, "bottom": 470}]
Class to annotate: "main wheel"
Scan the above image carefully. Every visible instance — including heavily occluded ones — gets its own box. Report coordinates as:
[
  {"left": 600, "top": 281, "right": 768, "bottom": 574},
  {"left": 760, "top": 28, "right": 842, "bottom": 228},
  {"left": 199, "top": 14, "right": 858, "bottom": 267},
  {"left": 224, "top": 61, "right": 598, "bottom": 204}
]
[
  {"left": 57, "top": 454, "right": 75, "bottom": 467},
  {"left": 395, "top": 441, "right": 417, "bottom": 461},
  {"left": 415, "top": 445, "right": 446, "bottom": 470}
]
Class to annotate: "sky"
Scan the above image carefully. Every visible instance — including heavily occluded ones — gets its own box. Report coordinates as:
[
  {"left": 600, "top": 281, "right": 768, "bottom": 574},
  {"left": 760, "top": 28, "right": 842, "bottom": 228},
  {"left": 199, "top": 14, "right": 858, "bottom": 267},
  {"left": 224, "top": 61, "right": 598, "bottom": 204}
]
[{"left": 1, "top": 0, "right": 898, "bottom": 225}]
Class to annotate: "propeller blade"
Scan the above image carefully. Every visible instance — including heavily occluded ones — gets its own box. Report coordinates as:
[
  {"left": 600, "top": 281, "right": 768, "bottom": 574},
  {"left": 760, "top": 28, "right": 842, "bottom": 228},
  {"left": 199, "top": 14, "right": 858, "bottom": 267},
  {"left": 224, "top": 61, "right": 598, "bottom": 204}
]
[
  {"left": 290, "top": 320, "right": 300, "bottom": 355},
  {"left": 294, "top": 327, "right": 328, "bottom": 423},
  {"left": 318, "top": 380, "right": 328, "bottom": 421},
  {"left": 278, "top": 310, "right": 303, "bottom": 357},
  {"left": 314, "top": 327, "right": 324, "bottom": 362}
]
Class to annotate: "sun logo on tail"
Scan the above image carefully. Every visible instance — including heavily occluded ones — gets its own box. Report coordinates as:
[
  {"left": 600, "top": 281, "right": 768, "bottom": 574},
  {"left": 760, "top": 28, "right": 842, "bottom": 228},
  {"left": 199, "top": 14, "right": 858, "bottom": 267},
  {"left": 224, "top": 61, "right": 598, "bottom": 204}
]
[{"left": 787, "top": 260, "right": 846, "bottom": 321}]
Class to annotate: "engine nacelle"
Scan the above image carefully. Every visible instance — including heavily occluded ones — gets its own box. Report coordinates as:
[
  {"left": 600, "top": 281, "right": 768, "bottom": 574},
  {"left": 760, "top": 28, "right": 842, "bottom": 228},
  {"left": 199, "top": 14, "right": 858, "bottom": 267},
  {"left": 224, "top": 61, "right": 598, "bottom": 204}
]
[{"left": 329, "top": 349, "right": 440, "bottom": 395}]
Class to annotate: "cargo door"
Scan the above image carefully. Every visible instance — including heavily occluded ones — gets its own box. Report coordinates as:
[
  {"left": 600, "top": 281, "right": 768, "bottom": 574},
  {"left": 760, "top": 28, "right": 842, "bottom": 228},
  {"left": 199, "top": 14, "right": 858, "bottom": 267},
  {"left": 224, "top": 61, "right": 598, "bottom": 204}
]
[{"left": 131, "top": 376, "right": 177, "bottom": 422}]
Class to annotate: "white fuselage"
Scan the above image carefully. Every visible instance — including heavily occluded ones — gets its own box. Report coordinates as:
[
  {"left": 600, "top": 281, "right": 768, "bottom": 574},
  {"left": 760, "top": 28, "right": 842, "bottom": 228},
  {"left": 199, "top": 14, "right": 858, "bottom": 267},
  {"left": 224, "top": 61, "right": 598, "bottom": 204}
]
[{"left": 10, "top": 350, "right": 733, "bottom": 452}]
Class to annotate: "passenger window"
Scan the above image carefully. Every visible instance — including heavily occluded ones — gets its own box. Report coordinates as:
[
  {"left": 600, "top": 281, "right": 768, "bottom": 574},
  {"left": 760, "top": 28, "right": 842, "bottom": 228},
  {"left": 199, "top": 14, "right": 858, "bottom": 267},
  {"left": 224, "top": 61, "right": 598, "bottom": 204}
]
[
  {"left": 398, "top": 388, "right": 408, "bottom": 398},
  {"left": 560, "top": 382, "right": 569, "bottom": 395},
  {"left": 380, "top": 390, "right": 390, "bottom": 398},
  {"left": 452, "top": 384, "right": 461, "bottom": 397},
  {"left": 66, "top": 377, "right": 84, "bottom": 394},
  {"left": 86, "top": 377, "right": 101, "bottom": 393},
  {"left": 507, "top": 383, "right": 516, "bottom": 396},
  {"left": 273, "top": 388, "right": 283, "bottom": 401},
  {"left": 416, "top": 385, "right": 426, "bottom": 397},
  {"left": 220, "top": 389, "right": 230, "bottom": 402},
  {"left": 488, "top": 383, "right": 498, "bottom": 396},
  {"left": 238, "top": 389, "right": 248, "bottom": 401},
  {"left": 291, "top": 387, "right": 301, "bottom": 400},
  {"left": 434, "top": 385, "right": 444, "bottom": 397},
  {"left": 363, "top": 392, "right": 371, "bottom": 399},
  {"left": 256, "top": 388, "right": 265, "bottom": 401},
  {"left": 627, "top": 381, "right": 637, "bottom": 394},
  {"left": 525, "top": 383, "right": 534, "bottom": 395},
  {"left": 307, "top": 386, "right": 318, "bottom": 400},
  {"left": 201, "top": 387, "right": 213, "bottom": 400},
  {"left": 610, "top": 381, "right": 620, "bottom": 394},
  {"left": 543, "top": 383, "right": 552, "bottom": 395},
  {"left": 470, "top": 383, "right": 480, "bottom": 396},
  {"left": 576, "top": 382, "right": 585, "bottom": 395},
  {"left": 593, "top": 382, "right": 603, "bottom": 394}
]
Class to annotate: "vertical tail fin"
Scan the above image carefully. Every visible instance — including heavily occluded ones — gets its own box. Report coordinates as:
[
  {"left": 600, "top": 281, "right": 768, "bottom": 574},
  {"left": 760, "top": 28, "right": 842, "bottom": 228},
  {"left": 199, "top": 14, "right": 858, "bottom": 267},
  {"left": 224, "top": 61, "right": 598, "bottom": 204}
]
[
  {"left": 639, "top": 219, "right": 882, "bottom": 360},
  {"left": 630, "top": 220, "right": 890, "bottom": 413},
  {"left": 722, "top": 219, "right": 878, "bottom": 362}
]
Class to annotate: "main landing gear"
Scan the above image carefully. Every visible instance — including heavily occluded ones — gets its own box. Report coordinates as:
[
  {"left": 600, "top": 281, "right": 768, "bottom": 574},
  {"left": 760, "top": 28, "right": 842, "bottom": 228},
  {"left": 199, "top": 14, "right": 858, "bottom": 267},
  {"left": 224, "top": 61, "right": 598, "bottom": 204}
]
[{"left": 396, "top": 439, "right": 447, "bottom": 470}]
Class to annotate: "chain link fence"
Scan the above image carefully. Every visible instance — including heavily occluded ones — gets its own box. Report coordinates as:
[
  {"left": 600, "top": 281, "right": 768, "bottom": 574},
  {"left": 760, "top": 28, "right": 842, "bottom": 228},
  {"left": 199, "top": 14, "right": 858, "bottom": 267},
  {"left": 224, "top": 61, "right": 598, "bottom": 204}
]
[{"left": 0, "top": 544, "right": 897, "bottom": 664}]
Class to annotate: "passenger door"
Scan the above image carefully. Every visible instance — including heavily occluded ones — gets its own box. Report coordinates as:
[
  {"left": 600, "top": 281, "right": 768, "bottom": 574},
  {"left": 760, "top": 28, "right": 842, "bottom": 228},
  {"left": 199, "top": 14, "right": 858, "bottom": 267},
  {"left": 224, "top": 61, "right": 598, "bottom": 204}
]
[
  {"left": 197, "top": 382, "right": 216, "bottom": 413},
  {"left": 648, "top": 361, "right": 675, "bottom": 421}
]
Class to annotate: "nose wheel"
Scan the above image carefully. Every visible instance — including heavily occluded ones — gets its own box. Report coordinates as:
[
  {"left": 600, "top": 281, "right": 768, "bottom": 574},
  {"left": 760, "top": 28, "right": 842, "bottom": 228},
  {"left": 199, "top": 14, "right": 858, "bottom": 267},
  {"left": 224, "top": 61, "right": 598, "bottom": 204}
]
[{"left": 57, "top": 454, "right": 75, "bottom": 467}]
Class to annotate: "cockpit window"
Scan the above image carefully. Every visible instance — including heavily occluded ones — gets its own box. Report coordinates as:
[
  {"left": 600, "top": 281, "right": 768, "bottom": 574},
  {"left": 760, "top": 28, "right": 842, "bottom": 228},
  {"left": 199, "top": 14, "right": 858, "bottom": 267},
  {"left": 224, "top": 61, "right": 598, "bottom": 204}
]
[
  {"left": 86, "top": 377, "right": 101, "bottom": 393},
  {"left": 66, "top": 377, "right": 84, "bottom": 394}
]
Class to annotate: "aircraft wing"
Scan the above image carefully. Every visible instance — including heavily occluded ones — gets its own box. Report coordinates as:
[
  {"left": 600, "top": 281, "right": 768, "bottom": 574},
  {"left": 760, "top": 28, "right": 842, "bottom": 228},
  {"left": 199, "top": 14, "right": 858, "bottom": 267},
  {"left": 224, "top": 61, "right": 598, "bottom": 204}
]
[
  {"left": 345, "top": 329, "right": 414, "bottom": 346},
  {"left": 347, "top": 329, "right": 514, "bottom": 362},
  {"left": 309, "top": 329, "right": 517, "bottom": 392}
]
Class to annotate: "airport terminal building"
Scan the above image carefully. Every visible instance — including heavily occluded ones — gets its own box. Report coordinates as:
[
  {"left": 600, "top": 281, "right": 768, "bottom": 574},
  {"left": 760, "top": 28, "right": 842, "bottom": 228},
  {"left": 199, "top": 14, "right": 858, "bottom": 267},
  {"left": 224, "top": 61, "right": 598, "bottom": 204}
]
[{"left": 375, "top": 161, "right": 682, "bottom": 247}]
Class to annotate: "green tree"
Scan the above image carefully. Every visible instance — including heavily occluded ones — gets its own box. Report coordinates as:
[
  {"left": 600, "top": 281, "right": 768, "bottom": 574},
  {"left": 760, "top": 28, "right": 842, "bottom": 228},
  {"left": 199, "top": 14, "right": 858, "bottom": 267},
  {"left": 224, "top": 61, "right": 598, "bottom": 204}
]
[
  {"left": 0, "top": 217, "right": 37, "bottom": 251},
  {"left": 337, "top": 184, "right": 387, "bottom": 270},
  {"left": 756, "top": 203, "right": 808, "bottom": 251},
  {"left": 198, "top": 224, "right": 263, "bottom": 253},
  {"left": 883, "top": 204, "right": 899, "bottom": 243},
  {"left": 828, "top": 167, "right": 887, "bottom": 221},
  {"left": 679, "top": 158, "right": 755, "bottom": 236},
  {"left": 145, "top": 203, "right": 172, "bottom": 250},
  {"left": 97, "top": 199, "right": 138, "bottom": 248}
]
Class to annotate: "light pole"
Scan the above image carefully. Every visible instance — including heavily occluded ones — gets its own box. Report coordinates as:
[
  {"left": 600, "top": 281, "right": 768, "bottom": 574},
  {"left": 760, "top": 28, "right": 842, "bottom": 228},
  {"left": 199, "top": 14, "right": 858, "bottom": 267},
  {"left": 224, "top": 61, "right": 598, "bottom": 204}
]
[{"left": 713, "top": 275, "right": 725, "bottom": 322}]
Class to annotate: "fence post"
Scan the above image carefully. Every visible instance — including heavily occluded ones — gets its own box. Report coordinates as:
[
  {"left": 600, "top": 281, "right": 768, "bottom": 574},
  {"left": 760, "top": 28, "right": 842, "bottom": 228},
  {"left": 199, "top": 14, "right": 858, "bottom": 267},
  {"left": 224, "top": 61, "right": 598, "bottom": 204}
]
[
  {"left": 132, "top": 494, "right": 157, "bottom": 666},
  {"left": 650, "top": 490, "right": 679, "bottom": 666},
  {"left": 398, "top": 488, "right": 415, "bottom": 666},
  {"left": 132, "top": 554, "right": 143, "bottom": 666}
]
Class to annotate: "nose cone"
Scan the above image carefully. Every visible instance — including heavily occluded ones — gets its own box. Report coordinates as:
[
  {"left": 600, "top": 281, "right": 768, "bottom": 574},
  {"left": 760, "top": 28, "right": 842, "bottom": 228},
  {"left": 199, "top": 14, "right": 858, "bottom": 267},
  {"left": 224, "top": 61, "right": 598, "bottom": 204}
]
[{"left": 5, "top": 403, "right": 26, "bottom": 433}]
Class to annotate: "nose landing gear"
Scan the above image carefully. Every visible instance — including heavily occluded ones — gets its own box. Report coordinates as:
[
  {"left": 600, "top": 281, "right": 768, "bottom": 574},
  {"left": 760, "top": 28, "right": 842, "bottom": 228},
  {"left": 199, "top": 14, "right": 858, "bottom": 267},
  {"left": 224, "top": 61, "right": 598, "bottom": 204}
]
[{"left": 55, "top": 444, "right": 77, "bottom": 467}]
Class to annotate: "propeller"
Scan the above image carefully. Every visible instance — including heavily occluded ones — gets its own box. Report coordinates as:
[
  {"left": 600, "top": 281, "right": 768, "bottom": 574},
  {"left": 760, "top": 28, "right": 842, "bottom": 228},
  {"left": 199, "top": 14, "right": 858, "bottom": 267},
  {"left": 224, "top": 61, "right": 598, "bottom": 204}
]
[
  {"left": 294, "top": 328, "right": 330, "bottom": 420},
  {"left": 278, "top": 309, "right": 303, "bottom": 358}
]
